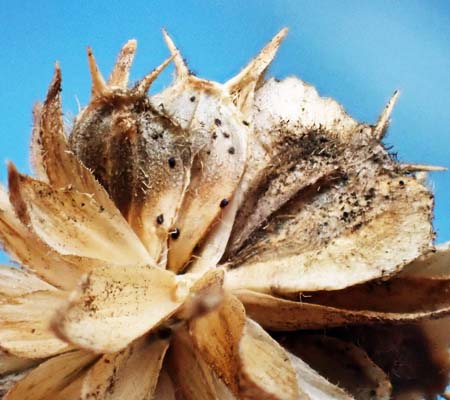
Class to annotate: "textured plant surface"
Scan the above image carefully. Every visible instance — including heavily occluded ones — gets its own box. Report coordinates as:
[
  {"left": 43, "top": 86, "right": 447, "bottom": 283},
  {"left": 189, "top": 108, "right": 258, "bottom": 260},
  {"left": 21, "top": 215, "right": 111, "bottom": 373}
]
[{"left": 0, "top": 29, "right": 449, "bottom": 399}]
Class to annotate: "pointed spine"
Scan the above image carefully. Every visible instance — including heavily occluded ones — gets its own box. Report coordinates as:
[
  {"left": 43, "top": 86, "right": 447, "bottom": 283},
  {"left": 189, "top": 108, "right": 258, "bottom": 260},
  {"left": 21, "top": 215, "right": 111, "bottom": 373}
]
[
  {"left": 133, "top": 55, "right": 175, "bottom": 96},
  {"left": 398, "top": 163, "right": 447, "bottom": 173},
  {"left": 374, "top": 90, "right": 400, "bottom": 139},
  {"left": 162, "top": 29, "right": 189, "bottom": 80},
  {"left": 108, "top": 39, "right": 137, "bottom": 88},
  {"left": 225, "top": 28, "right": 288, "bottom": 92},
  {"left": 87, "top": 46, "right": 108, "bottom": 99},
  {"left": 224, "top": 28, "right": 288, "bottom": 116}
]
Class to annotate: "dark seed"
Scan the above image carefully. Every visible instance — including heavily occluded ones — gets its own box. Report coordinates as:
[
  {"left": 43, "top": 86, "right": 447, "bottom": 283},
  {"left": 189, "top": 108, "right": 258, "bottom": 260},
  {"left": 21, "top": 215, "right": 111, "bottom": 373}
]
[
  {"left": 228, "top": 147, "right": 235, "bottom": 155},
  {"left": 220, "top": 198, "right": 229, "bottom": 208},
  {"left": 214, "top": 118, "right": 222, "bottom": 126},
  {"left": 171, "top": 228, "right": 180, "bottom": 240},
  {"left": 156, "top": 214, "right": 164, "bottom": 225},
  {"left": 353, "top": 222, "right": 362, "bottom": 231},
  {"left": 190, "top": 96, "right": 196, "bottom": 102},
  {"left": 223, "top": 132, "right": 230, "bottom": 138},
  {"left": 212, "top": 132, "right": 218, "bottom": 139},
  {"left": 242, "top": 120, "right": 249, "bottom": 126},
  {"left": 399, "top": 180, "right": 404, "bottom": 186},
  {"left": 157, "top": 327, "right": 172, "bottom": 339},
  {"left": 168, "top": 157, "right": 176, "bottom": 168}
]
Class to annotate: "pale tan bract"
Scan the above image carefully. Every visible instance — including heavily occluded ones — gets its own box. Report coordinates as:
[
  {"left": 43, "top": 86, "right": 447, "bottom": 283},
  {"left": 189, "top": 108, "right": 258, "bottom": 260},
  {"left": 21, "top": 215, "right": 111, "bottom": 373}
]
[{"left": 0, "top": 28, "right": 448, "bottom": 400}]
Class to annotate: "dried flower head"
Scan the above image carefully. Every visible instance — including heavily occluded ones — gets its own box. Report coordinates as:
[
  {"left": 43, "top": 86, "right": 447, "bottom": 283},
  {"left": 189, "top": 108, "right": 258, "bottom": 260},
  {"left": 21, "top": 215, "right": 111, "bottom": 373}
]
[{"left": 0, "top": 29, "right": 449, "bottom": 400}]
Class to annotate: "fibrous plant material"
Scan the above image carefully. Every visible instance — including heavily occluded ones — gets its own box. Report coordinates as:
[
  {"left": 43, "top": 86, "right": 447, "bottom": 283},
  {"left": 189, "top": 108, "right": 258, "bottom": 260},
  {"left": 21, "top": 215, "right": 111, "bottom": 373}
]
[{"left": 0, "top": 28, "right": 448, "bottom": 399}]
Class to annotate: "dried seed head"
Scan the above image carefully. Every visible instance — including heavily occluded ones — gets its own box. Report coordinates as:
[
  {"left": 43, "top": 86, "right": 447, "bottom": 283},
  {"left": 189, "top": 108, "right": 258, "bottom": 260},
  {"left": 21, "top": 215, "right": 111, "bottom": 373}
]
[
  {"left": 0, "top": 28, "right": 448, "bottom": 400},
  {"left": 68, "top": 42, "right": 196, "bottom": 262}
]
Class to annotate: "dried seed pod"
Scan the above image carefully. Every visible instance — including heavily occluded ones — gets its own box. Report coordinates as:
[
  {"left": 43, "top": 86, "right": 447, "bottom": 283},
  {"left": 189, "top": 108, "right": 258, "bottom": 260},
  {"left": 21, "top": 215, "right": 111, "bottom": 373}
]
[{"left": 69, "top": 44, "right": 191, "bottom": 263}]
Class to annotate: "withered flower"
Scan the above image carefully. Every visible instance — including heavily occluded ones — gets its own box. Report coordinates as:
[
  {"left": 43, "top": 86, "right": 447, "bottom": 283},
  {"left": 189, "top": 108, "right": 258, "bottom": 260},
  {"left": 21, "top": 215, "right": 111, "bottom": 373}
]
[{"left": 0, "top": 29, "right": 448, "bottom": 400}]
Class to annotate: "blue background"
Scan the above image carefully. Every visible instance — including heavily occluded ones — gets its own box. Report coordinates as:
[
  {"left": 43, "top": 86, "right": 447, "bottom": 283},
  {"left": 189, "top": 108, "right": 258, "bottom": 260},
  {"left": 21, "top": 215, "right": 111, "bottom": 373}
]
[{"left": 0, "top": 1, "right": 449, "bottom": 267}]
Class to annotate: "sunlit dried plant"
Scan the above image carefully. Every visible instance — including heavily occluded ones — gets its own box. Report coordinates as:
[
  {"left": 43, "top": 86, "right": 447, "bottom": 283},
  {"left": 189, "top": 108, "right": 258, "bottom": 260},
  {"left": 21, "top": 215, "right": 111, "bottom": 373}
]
[{"left": 0, "top": 29, "right": 449, "bottom": 400}]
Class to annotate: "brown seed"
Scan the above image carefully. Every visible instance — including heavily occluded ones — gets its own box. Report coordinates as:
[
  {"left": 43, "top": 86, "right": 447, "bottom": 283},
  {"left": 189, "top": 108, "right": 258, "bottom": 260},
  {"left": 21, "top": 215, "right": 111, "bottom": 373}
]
[
  {"left": 168, "top": 157, "right": 176, "bottom": 168},
  {"left": 157, "top": 327, "right": 172, "bottom": 339},
  {"left": 220, "top": 198, "right": 229, "bottom": 208},
  {"left": 156, "top": 214, "right": 164, "bottom": 225},
  {"left": 171, "top": 228, "right": 180, "bottom": 240}
]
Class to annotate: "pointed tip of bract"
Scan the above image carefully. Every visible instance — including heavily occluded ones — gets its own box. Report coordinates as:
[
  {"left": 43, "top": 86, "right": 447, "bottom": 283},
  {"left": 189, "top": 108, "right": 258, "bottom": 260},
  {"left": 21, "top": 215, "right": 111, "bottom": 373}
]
[
  {"left": 133, "top": 54, "right": 175, "bottom": 96},
  {"left": 6, "top": 162, "right": 18, "bottom": 212},
  {"left": 7, "top": 161, "right": 20, "bottom": 185},
  {"left": 46, "top": 63, "right": 62, "bottom": 101},
  {"left": 162, "top": 28, "right": 189, "bottom": 80},
  {"left": 6, "top": 162, "right": 29, "bottom": 225},
  {"left": 108, "top": 39, "right": 138, "bottom": 88},
  {"left": 6, "top": 161, "right": 15, "bottom": 174},
  {"left": 399, "top": 163, "right": 447, "bottom": 173},
  {"left": 124, "top": 38, "right": 137, "bottom": 50},
  {"left": 52, "top": 61, "right": 62, "bottom": 89},
  {"left": 374, "top": 90, "right": 400, "bottom": 140},
  {"left": 224, "top": 28, "right": 288, "bottom": 117},
  {"left": 87, "top": 46, "right": 108, "bottom": 99},
  {"left": 225, "top": 27, "right": 288, "bottom": 91}
]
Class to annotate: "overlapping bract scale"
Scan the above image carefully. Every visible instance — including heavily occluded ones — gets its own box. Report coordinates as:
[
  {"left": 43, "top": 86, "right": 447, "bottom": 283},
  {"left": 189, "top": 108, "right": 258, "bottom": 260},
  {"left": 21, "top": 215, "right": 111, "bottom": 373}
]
[
  {"left": 225, "top": 79, "right": 434, "bottom": 294},
  {"left": 152, "top": 40, "right": 249, "bottom": 272},
  {"left": 81, "top": 336, "right": 169, "bottom": 399},
  {"left": 0, "top": 266, "right": 68, "bottom": 359},
  {"left": 0, "top": 28, "right": 448, "bottom": 400}
]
